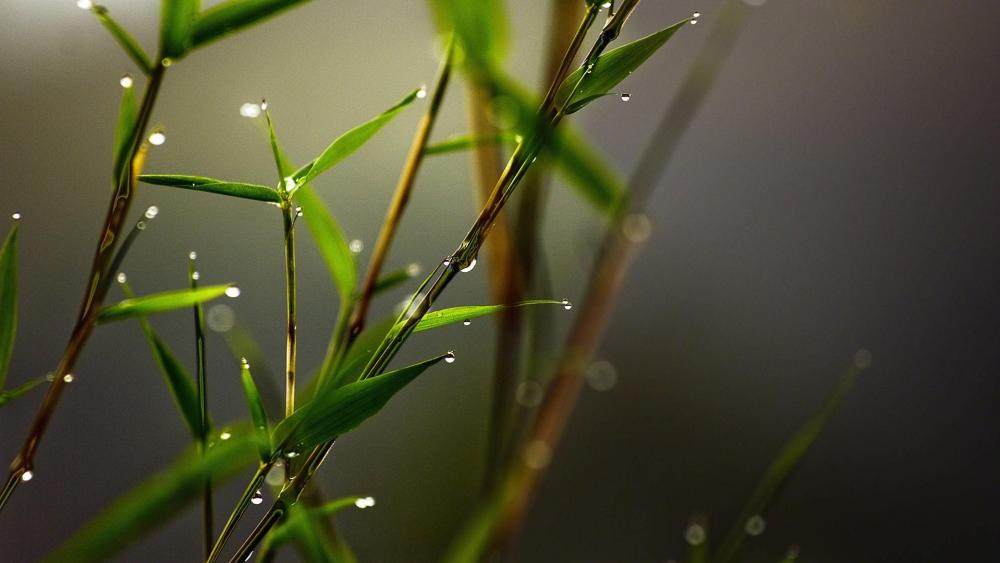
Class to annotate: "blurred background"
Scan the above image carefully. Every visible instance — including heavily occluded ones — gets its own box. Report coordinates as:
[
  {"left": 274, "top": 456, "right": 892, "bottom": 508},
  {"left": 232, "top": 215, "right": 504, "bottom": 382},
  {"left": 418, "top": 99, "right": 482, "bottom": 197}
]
[{"left": 1, "top": 0, "right": 999, "bottom": 561}]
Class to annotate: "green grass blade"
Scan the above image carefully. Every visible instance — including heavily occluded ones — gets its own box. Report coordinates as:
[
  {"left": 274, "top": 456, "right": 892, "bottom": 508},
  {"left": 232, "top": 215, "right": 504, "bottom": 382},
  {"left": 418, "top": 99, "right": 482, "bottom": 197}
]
[
  {"left": 294, "top": 185, "right": 356, "bottom": 304},
  {"left": 556, "top": 18, "right": 692, "bottom": 114},
  {"left": 191, "top": 0, "right": 315, "bottom": 50},
  {"left": 112, "top": 81, "right": 138, "bottom": 185},
  {"left": 273, "top": 355, "right": 447, "bottom": 452},
  {"left": 712, "top": 361, "right": 866, "bottom": 563},
  {"left": 0, "top": 375, "right": 46, "bottom": 408},
  {"left": 262, "top": 499, "right": 359, "bottom": 562},
  {"left": 325, "top": 315, "right": 395, "bottom": 391},
  {"left": 423, "top": 133, "right": 515, "bottom": 156},
  {"left": 90, "top": 6, "right": 154, "bottom": 74},
  {"left": 239, "top": 358, "right": 272, "bottom": 463},
  {"left": 430, "top": 0, "right": 507, "bottom": 73},
  {"left": 97, "top": 285, "right": 233, "bottom": 324},
  {"left": 218, "top": 321, "right": 283, "bottom": 416},
  {"left": 0, "top": 225, "right": 18, "bottom": 389},
  {"left": 291, "top": 89, "right": 421, "bottom": 189},
  {"left": 159, "top": 0, "right": 199, "bottom": 59},
  {"left": 413, "top": 300, "right": 562, "bottom": 333},
  {"left": 44, "top": 429, "right": 258, "bottom": 563},
  {"left": 371, "top": 264, "right": 420, "bottom": 296},
  {"left": 139, "top": 174, "right": 281, "bottom": 203}
]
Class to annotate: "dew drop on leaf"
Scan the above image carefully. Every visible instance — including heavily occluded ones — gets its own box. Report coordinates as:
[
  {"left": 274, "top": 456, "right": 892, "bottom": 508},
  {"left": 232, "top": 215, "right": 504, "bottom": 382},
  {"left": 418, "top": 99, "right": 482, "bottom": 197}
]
[
  {"left": 445, "top": 351, "right": 456, "bottom": 364},
  {"left": 251, "top": 489, "right": 263, "bottom": 505}
]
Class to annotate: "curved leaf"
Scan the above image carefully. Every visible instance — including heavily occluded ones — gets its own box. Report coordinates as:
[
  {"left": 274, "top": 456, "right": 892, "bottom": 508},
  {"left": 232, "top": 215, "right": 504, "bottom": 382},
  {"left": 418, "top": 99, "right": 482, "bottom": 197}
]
[
  {"left": 239, "top": 359, "right": 272, "bottom": 462},
  {"left": 113, "top": 82, "right": 138, "bottom": 184},
  {"left": 91, "top": 6, "right": 154, "bottom": 74},
  {"left": 0, "top": 225, "right": 17, "bottom": 389},
  {"left": 424, "top": 133, "right": 514, "bottom": 156},
  {"left": 139, "top": 174, "right": 280, "bottom": 203},
  {"left": 0, "top": 375, "right": 46, "bottom": 408},
  {"left": 97, "top": 285, "right": 232, "bottom": 324},
  {"left": 191, "top": 0, "right": 315, "bottom": 50},
  {"left": 294, "top": 186, "right": 355, "bottom": 304},
  {"left": 413, "top": 300, "right": 562, "bottom": 333},
  {"left": 430, "top": 0, "right": 507, "bottom": 74}
]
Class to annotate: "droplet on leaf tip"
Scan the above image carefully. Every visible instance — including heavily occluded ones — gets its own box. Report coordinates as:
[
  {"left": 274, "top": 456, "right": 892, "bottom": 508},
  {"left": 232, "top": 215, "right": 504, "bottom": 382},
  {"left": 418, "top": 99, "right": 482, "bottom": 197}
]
[
  {"left": 144, "top": 205, "right": 158, "bottom": 219},
  {"left": 76, "top": 0, "right": 92, "bottom": 9},
  {"left": 116, "top": 272, "right": 127, "bottom": 284},
  {"left": 460, "top": 258, "right": 477, "bottom": 273},
  {"left": 619, "top": 93, "right": 631, "bottom": 102},
  {"left": 11, "top": 212, "right": 21, "bottom": 220},
  {"left": 191, "top": 271, "right": 200, "bottom": 281},
  {"left": 445, "top": 351, "right": 456, "bottom": 363},
  {"left": 561, "top": 299, "right": 572, "bottom": 310},
  {"left": 225, "top": 286, "right": 241, "bottom": 298},
  {"left": 239, "top": 102, "right": 262, "bottom": 118},
  {"left": 416, "top": 86, "right": 428, "bottom": 99},
  {"left": 148, "top": 131, "right": 166, "bottom": 146},
  {"left": 119, "top": 74, "right": 133, "bottom": 88},
  {"left": 188, "top": 251, "right": 197, "bottom": 260},
  {"left": 20, "top": 470, "right": 33, "bottom": 482}
]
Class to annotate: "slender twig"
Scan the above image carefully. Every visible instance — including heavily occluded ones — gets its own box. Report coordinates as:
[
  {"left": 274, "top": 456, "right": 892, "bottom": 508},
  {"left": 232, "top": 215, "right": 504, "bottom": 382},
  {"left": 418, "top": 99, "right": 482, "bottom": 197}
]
[
  {"left": 190, "top": 253, "right": 214, "bottom": 559},
  {"left": 0, "top": 63, "right": 166, "bottom": 511}
]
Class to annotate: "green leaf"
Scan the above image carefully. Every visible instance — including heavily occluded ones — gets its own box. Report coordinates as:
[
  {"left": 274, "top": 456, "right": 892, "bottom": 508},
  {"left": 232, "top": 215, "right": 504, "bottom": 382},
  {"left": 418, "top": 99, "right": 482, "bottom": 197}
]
[
  {"left": 112, "top": 82, "right": 138, "bottom": 184},
  {"left": 294, "top": 186, "right": 356, "bottom": 304},
  {"left": 91, "top": 6, "right": 154, "bottom": 74},
  {"left": 191, "top": 0, "right": 315, "bottom": 50},
  {"left": 291, "top": 89, "right": 421, "bottom": 189},
  {"left": 96, "top": 285, "right": 232, "bottom": 324},
  {"left": 372, "top": 264, "right": 420, "bottom": 296},
  {"left": 274, "top": 355, "right": 447, "bottom": 452},
  {"left": 413, "top": 300, "right": 562, "bottom": 333},
  {"left": 262, "top": 499, "right": 360, "bottom": 561},
  {"left": 424, "top": 133, "right": 515, "bottom": 156},
  {"left": 712, "top": 362, "right": 865, "bottom": 563},
  {"left": 430, "top": 0, "right": 508, "bottom": 73},
  {"left": 44, "top": 429, "right": 259, "bottom": 563},
  {"left": 556, "top": 18, "right": 691, "bottom": 113},
  {"left": 139, "top": 174, "right": 281, "bottom": 203},
  {"left": 326, "top": 316, "right": 396, "bottom": 390},
  {"left": 239, "top": 359, "right": 272, "bottom": 462},
  {"left": 159, "top": 0, "right": 199, "bottom": 59},
  {"left": 0, "top": 225, "right": 17, "bottom": 389},
  {"left": 0, "top": 375, "right": 46, "bottom": 408}
]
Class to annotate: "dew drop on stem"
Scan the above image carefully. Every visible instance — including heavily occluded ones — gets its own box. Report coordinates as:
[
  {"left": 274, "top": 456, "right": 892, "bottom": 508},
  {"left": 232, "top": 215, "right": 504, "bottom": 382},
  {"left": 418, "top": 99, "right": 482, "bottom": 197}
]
[
  {"left": 251, "top": 489, "right": 263, "bottom": 505},
  {"left": 239, "top": 102, "right": 262, "bottom": 118},
  {"left": 116, "top": 272, "right": 127, "bottom": 284},
  {"left": 191, "top": 271, "right": 200, "bottom": 281},
  {"left": 445, "top": 351, "right": 456, "bottom": 364},
  {"left": 20, "top": 470, "right": 33, "bottom": 482},
  {"left": 144, "top": 205, "right": 158, "bottom": 219},
  {"left": 62, "top": 373, "right": 74, "bottom": 383},
  {"left": 11, "top": 212, "right": 21, "bottom": 220},
  {"left": 459, "top": 258, "right": 477, "bottom": 273},
  {"left": 148, "top": 131, "right": 166, "bottom": 146}
]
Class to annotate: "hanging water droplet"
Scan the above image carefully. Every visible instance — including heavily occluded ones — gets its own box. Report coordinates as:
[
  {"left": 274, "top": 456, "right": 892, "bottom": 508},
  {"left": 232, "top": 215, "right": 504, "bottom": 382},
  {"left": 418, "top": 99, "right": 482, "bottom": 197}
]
[
  {"left": 251, "top": 489, "right": 263, "bottom": 505},
  {"left": 444, "top": 351, "right": 456, "bottom": 363},
  {"left": 260, "top": 99, "right": 269, "bottom": 111},
  {"left": 586, "top": 360, "right": 618, "bottom": 391},
  {"left": 20, "top": 470, "right": 33, "bottom": 482},
  {"left": 295, "top": 206, "right": 303, "bottom": 217},
  {"left": 116, "top": 272, "right": 127, "bottom": 284},
  {"left": 76, "top": 0, "right": 93, "bottom": 9},
  {"left": 135, "top": 221, "right": 147, "bottom": 230},
  {"left": 690, "top": 19, "right": 698, "bottom": 25},
  {"left": 239, "top": 102, "right": 262, "bottom": 118},
  {"left": 11, "top": 212, "right": 21, "bottom": 220},
  {"left": 416, "top": 85, "right": 428, "bottom": 99},
  {"left": 561, "top": 299, "right": 573, "bottom": 310},
  {"left": 744, "top": 515, "right": 766, "bottom": 536},
  {"left": 148, "top": 131, "right": 166, "bottom": 146},
  {"left": 515, "top": 381, "right": 543, "bottom": 407},
  {"left": 119, "top": 74, "right": 134, "bottom": 88},
  {"left": 220, "top": 430, "right": 232, "bottom": 441},
  {"left": 225, "top": 286, "right": 241, "bottom": 298},
  {"left": 144, "top": 205, "right": 159, "bottom": 219},
  {"left": 459, "top": 258, "right": 477, "bottom": 273},
  {"left": 354, "top": 496, "right": 376, "bottom": 508},
  {"left": 240, "top": 357, "right": 249, "bottom": 369},
  {"left": 854, "top": 348, "right": 872, "bottom": 369},
  {"left": 349, "top": 239, "right": 364, "bottom": 254},
  {"left": 207, "top": 304, "right": 235, "bottom": 333},
  {"left": 619, "top": 93, "right": 631, "bottom": 102},
  {"left": 442, "top": 258, "right": 451, "bottom": 267},
  {"left": 462, "top": 319, "right": 471, "bottom": 326},
  {"left": 684, "top": 523, "right": 706, "bottom": 545},
  {"left": 522, "top": 440, "right": 551, "bottom": 469},
  {"left": 693, "top": 11, "right": 702, "bottom": 18},
  {"left": 406, "top": 263, "right": 421, "bottom": 277},
  {"left": 160, "top": 57, "right": 173, "bottom": 67},
  {"left": 191, "top": 271, "right": 200, "bottom": 281},
  {"left": 265, "top": 461, "right": 285, "bottom": 486},
  {"left": 62, "top": 373, "right": 75, "bottom": 383}
]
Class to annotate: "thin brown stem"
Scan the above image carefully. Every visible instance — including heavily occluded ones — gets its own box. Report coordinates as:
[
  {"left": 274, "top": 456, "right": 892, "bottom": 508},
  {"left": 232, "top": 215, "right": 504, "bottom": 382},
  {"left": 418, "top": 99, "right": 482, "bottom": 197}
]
[{"left": 281, "top": 202, "right": 297, "bottom": 418}]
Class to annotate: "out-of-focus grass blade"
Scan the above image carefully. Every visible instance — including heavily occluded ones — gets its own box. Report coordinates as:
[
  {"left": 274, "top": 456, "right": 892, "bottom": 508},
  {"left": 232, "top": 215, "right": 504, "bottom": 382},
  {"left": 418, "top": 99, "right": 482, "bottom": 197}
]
[
  {"left": 261, "top": 499, "right": 360, "bottom": 562},
  {"left": 430, "top": 0, "right": 508, "bottom": 73},
  {"left": 413, "top": 300, "right": 562, "bottom": 333},
  {"left": 295, "top": 186, "right": 355, "bottom": 305},
  {"left": 97, "top": 285, "right": 232, "bottom": 324},
  {"left": 273, "top": 355, "right": 447, "bottom": 452},
  {"left": 239, "top": 358, "right": 272, "bottom": 463},
  {"left": 712, "top": 361, "right": 865, "bottom": 563},
  {"left": 556, "top": 18, "right": 692, "bottom": 114},
  {"left": 0, "top": 225, "right": 18, "bottom": 389},
  {"left": 371, "top": 264, "right": 420, "bottom": 296},
  {"left": 0, "top": 375, "right": 46, "bottom": 408},
  {"left": 139, "top": 174, "right": 280, "bottom": 203},
  {"left": 423, "top": 133, "right": 515, "bottom": 156},
  {"left": 191, "top": 0, "right": 315, "bottom": 50},
  {"left": 112, "top": 82, "right": 138, "bottom": 184},
  {"left": 90, "top": 6, "right": 154, "bottom": 74},
  {"left": 291, "top": 89, "right": 421, "bottom": 189},
  {"left": 44, "top": 429, "right": 259, "bottom": 563},
  {"left": 159, "top": 0, "right": 199, "bottom": 59}
]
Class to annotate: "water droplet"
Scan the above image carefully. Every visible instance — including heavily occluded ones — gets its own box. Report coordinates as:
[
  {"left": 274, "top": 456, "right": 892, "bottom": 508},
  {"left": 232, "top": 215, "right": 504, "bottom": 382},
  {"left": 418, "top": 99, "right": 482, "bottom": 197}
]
[
  {"left": 406, "top": 263, "right": 421, "bottom": 277},
  {"left": 619, "top": 93, "right": 631, "bottom": 102},
  {"left": 515, "top": 381, "right": 543, "bottom": 407},
  {"left": 284, "top": 177, "right": 296, "bottom": 192},
  {"left": 601, "top": 1, "right": 612, "bottom": 8},
  {"left": 285, "top": 450, "right": 299, "bottom": 459},
  {"left": 76, "top": 0, "right": 92, "bottom": 9},
  {"left": 693, "top": 11, "right": 702, "bottom": 18},
  {"left": 744, "top": 515, "right": 766, "bottom": 536},
  {"left": 854, "top": 348, "right": 872, "bottom": 369},
  {"left": 442, "top": 258, "right": 451, "bottom": 268},
  {"left": 416, "top": 86, "right": 428, "bottom": 99},
  {"left": 191, "top": 271, "right": 200, "bottom": 281},
  {"left": 116, "top": 272, "right": 127, "bottom": 284},
  {"left": 225, "top": 286, "right": 241, "bottom": 298},
  {"left": 522, "top": 440, "right": 551, "bottom": 469},
  {"left": 119, "top": 74, "right": 133, "bottom": 88},
  {"left": 20, "top": 470, "right": 33, "bottom": 482},
  {"left": 220, "top": 431, "right": 232, "bottom": 440},
  {"left": 586, "top": 360, "right": 618, "bottom": 391},
  {"left": 239, "top": 102, "right": 262, "bottom": 118},
  {"left": 244, "top": 551, "right": 253, "bottom": 562},
  {"left": 62, "top": 373, "right": 74, "bottom": 383},
  {"left": 148, "top": 131, "right": 166, "bottom": 146},
  {"left": 444, "top": 351, "right": 456, "bottom": 363},
  {"left": 690, "top": 19, "right": 698, "bottom": 25},
  {"left": 622, "top": 213, "right": 652, "bottom": 242},
  {"left": 11, "top": 212, "right": 21, "bottom": 220},
  {"left": 251, "top": 489, "right": 263, "bottom": 505},
  {"left": 161, "top": 57, "right": 173, "bottom": 67},
  {"left": 349, "top": 239, "right": 364, "bottom": 254},
  {"left": 135, "top": 221, "right": 147, "bottom": 230},
  {"left": 265, "top": 462, "right": 285, "bottom": 486},
  {"left": 45, "top": 373, "right": 55, "bottom": 382},
  {"left": 354, "top": 496, "right": 376, "bottom": 508},
  {"left": 684, "top": 523, "right": 706, "bottom": 545},
  {"left": 459, "top": 258, "right": 477, "bottom": 273},
  {"left": 462, "top": 319, "right": 471, "bottom": 326},
  {"left": 240, "top": 357, "right": 249, "bottom": 368},
  {"left": 295, "top": 206, "right": 303, "bottom": 217},
  {"left": 260, "top": 99, "right": 269, "bottom": 111},
  {"left": 144, "top": 205, "right": 159, "bottom": 219},
  {"left": 207, "top": 304, "right": 235, "bottom": 333},
  {"left": 561, "top": 299, "right": 573, "bottom": 310}
]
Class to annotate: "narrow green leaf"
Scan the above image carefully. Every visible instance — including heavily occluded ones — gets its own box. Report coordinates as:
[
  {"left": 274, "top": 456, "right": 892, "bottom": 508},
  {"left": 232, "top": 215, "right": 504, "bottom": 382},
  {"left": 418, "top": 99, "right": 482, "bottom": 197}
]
[
  {"left": 430, "top": 0, "right": 508, "bottom": 73},
  {"left": 218, "top": 322, "right": 282, "bottom": 416},
  {"left": 274, "top": 355, "right": 447, "bottom": 452},
  {"left": 191, "top": 0, "right": 315, "bottom": 50},
  {"left": 139, "top": 174, "right": 280, "bottom": 203},
  {"left": 90, "top": 6, "right": 154, "bottom": 74},
  {"left": 294, "top": 186, "right": 356, "bottom": 304},
  {"left": 262, "top": 498, "right": 360, "bottom": 560},
  {"left": 556, "top": 18, "right": 691, "bottom": 113},
  {"left": 159, "top": 0, "right": 199, "bottom": 59},
  {"left": 712, "top": 362, "right": 865, "bottom": 563},
  {"left": 0, "top": 375, "right": 46, "bottom": 408},
  {"left": 326, "top": 316, "right": 395, "bottom": 390},
  {"left": 413, "top": 300, "right": 562, "bottom": 333},
  {"left": 112, "top": 82, "right": 138, "bottom": 184},
  {"left": 44, "top": 429, "right": 259, "bottom": 563},
  {"left": 424, "top": 133, "right": 515, "bottom": 156},
  {"left": 97, "top": 285, "right": 232, "bottom": 324},
  {"left": 239, "top": 359, "right": 271, "bottom": 462},
  {"left": 371, "top": 264, "right": 420, "bottom": 296},
  {"left": 0, "top": 225, "right": 17, "bottom": 389},
  {"left": 291, "top": 89, "right": 421, "bottom": 189},
  {"left": 139, "top": 321, "right": 204, "bottom": 439}
]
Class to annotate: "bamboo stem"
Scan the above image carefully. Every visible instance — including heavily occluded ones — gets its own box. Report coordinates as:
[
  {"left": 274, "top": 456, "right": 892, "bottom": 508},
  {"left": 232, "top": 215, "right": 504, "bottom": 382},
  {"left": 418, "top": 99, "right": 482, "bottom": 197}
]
[{"left": 281, "top": 202, "right": 297, "bottom": 418}]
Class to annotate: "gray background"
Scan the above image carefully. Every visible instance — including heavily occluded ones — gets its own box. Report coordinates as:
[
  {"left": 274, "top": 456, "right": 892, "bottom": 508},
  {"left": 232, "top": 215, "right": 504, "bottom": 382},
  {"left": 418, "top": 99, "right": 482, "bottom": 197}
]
[{"left": 2, "top": 0, "right": 999, "bottom": 561}]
